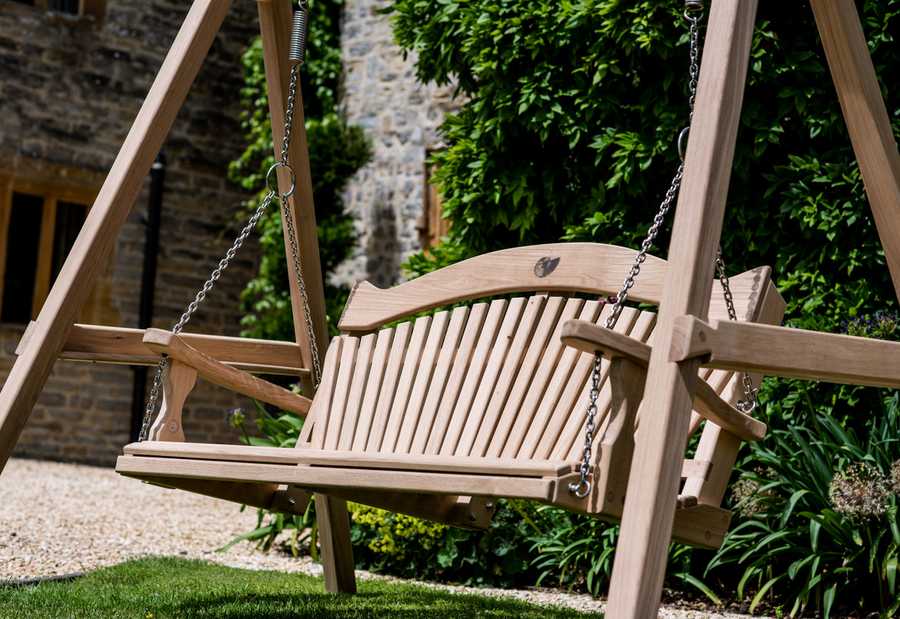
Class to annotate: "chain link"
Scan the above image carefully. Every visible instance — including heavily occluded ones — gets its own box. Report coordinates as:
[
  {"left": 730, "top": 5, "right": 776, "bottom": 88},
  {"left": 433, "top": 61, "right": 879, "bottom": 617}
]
[
  {"left": 139, "top": 45, "right": 320, "bottom": 440},
  {"left": 715, "top": 248, "right": 758, "bottom": 413},
  {"left": 569, "top": 7, "right": 704, "bottom": 499}
]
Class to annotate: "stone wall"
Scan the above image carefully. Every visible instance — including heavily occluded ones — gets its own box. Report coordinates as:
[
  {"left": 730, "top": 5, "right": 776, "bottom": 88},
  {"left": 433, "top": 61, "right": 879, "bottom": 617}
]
[
  {"left": 336, "top": 0, "right": 458, "bottom": 288},
  {"left": 0, "top": 1, "right": 263, "bottom": 464}
]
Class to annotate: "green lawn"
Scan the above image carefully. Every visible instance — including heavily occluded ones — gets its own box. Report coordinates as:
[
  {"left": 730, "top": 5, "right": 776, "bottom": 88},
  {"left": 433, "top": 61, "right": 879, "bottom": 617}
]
[{"left": 0, "top": 557, "right": 594, "bottom": 618}]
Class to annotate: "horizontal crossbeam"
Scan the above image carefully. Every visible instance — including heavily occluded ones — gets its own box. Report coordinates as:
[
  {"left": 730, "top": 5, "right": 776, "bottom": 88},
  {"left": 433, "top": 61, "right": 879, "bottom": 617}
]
[
  {"left": 671, "top": 315, "right": 900, "bottom": 388},
  {"left": 16, "top": 322, "right": 309, "bottom": 377}
]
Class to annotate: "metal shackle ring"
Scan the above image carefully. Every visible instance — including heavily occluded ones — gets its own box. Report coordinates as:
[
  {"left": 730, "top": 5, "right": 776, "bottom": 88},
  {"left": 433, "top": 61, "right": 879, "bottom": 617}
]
[
  {"left": 266, "top": 161, "right": 296, "bottom": 199},
  {"left": 568, "top": 478, "right": 592, "bottom": 499}
]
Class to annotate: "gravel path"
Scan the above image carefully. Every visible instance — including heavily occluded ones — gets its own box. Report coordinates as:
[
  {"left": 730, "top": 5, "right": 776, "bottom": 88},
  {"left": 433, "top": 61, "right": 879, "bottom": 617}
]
[{"left": 0, "top": 458, "right": 762, "bottom": 618}]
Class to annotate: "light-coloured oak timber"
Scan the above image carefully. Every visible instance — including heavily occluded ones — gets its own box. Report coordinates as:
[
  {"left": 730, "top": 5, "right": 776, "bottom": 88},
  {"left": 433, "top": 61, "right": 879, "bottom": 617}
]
[
  {"left": 0, "top": 0, "right": 233, "bottom": 474},
  {"left": 116, "top": 456, "right": 559, "bottom": 501},
  {"left": 142, "top": 329, "right": 312, "bottom": 416},
  {"left": 16, "top": 322, "right": 310, "bottom": 377},
  {"left": 258, "top": 0, "right": 328, "bottom": 369},
  {"left": 139, "top": 476, "right": 305, "bottom": 514},
  {"left": 339, "top": 243, "right": 667, "bottom": 332},
  {"left": 682, "top": 281, "right": 787, "bottom": 506},
  {"left": 561, "top": 320, "right": 765, "bottom": 442},
  {"left": 148, "top": 361, "right": 197, "bottom": 442},
  {"left": 606, "top": 2, "right": 759, "bottom": 615},
  {"left": 124, "top": 441, "right": 576, "bottom": 477},
  {"left": 811, "top": 0, "right": 900, "bottom": 302},
  {"left": 672, "top": 315, "right": 900, "bottom": 389}
]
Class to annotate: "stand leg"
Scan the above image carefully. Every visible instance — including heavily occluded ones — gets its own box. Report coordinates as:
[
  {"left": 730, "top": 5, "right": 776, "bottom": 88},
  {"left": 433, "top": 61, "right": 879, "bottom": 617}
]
[
  {"left": 257, "top": 0, "right": 356, "bottom": 594},
  {"left": 315, "top": 494, "right": 357, "bottom": 593},
  {"left": 811, "top": 0, "right": 900, "bottom": 303},
  {"left": 0, "top": 0, "right": 231, "bottom": 474},
  {"left": 605, "top": 2, "right": 759, "bottom": 616}
]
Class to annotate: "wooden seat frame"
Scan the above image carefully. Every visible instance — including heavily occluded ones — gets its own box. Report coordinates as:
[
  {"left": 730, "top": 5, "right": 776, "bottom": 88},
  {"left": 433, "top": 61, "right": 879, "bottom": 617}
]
[{"left": 0, "top": 1, "right": 898, "bottom": 615}]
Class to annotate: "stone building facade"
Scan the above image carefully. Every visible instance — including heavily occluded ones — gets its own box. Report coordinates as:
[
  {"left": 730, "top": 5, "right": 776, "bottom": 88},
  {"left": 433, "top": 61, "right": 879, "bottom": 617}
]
[
  {"left": 336, "top": 0, "right": 458, "bottom": 288},
  {"left": 0, "top": 0, "right": 457, "bottom": 466},
  {"left": 0, "top": 0, "right": 260, "bottom": 464}
]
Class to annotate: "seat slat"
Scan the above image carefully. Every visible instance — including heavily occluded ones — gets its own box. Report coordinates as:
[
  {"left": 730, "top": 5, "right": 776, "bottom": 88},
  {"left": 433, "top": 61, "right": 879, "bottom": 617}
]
[
  {"left": 438, "top": 300, "right": 509, "bottom": 456},
  {"left": 394, "top": 310, "right": 452, "bottom": 454},
  {"left": 364, "top": 322, "right": 412, "bottom": 452},
  {"left": 424, "top": 303, "right": 489, "bottom": 455},
  {"left": 410, "top": 306, "right": 470, "bottom": 455},
  {"left": 456, "top": 297, "right": 529, "bottom": 457},
  {"left": 124, "top": 442, "right": 574, "bottom": 477}
]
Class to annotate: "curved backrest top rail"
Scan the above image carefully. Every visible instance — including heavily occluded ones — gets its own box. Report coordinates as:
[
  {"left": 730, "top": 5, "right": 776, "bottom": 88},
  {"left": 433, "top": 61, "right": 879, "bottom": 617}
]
[{"left": 338, "top": 243, "right": 775, "bottom": 332}]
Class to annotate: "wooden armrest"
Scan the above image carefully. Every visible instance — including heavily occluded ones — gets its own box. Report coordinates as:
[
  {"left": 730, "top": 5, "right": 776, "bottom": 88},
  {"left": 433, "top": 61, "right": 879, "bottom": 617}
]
[
  {"left": 561, "top": 319, "right": 766, "bottom": 442},
  {"left": 561, "top": 319, "right": 651, "bottom": 366},
  {"left": 142, "top": 328, "right": 312, "bottom": 416}
]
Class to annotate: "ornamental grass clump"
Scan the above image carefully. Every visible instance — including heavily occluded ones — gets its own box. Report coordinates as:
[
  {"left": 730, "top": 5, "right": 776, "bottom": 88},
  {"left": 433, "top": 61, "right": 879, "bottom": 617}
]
[{"left": 709, "top": 393, "right": 900, "bottom": 618}]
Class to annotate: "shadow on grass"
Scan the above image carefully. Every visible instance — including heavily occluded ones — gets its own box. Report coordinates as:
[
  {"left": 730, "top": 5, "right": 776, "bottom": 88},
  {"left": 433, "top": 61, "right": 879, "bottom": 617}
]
[{"left": 0, "top": 557, "right": 595, "bottom": 618}]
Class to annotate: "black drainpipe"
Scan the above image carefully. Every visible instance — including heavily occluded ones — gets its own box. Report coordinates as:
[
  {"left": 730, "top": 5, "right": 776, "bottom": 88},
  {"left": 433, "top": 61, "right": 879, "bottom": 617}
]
[{"left": 130, "top": 153, "right": 166, "bottom": 441}]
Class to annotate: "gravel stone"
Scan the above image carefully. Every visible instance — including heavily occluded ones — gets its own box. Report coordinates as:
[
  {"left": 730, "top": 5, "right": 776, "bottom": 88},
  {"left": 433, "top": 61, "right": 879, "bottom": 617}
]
[{"left": 0, "top": 458, "right": 765, "bottom": 618}]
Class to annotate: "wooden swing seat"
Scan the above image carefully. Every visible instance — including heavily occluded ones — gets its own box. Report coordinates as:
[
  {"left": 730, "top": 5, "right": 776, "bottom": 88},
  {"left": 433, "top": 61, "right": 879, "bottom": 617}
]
[{"left": 115, "top": 243, "right": 785, "bottom": 549}]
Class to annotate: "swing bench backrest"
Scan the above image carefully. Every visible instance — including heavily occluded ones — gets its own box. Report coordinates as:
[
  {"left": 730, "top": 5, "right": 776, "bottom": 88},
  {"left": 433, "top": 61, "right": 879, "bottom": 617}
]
[{"left": 299, "top": 243, "right": 783, "bottom": 507}]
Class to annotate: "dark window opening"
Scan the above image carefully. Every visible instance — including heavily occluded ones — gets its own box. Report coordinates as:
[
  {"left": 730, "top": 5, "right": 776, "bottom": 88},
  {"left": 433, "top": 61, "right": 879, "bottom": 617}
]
[
  {"left": 2, "top": 194, "right": 44, "bottom": 324},
  {"left": 47, "top": 0, "right": 80, "bottom": 15},
  {"left": 51, "top": 201, "right": 86, "bottom": 281}
]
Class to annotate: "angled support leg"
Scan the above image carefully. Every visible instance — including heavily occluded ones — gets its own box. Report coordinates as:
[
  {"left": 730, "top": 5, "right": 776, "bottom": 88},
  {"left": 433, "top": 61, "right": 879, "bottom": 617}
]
[
  {"left": 257, "top": 0, "right": 356, "bottom": 594},
  {"left": 811, "top": 0, "right": 900, "bottom": 303},
  {"left": 0, "top": 0, "right": 232, "bottom": 474},
  {"left": 605, "top": 2, "right": 759, "bottom": 616}
]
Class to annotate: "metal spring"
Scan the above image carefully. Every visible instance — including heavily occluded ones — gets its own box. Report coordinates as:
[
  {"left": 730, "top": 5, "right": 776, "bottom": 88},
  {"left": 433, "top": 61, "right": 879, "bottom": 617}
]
[{"left": 289, "top": 2, "right": 309, "bottom": 65}]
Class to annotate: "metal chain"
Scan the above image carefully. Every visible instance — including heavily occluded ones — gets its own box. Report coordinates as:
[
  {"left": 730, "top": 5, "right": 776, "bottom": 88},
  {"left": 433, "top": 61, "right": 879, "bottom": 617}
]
[
  {"left": 569, "top": 4, "right": 704, "bottom": 499},
  {"left": 714, "top": 248, "right": 758, "bottom": 413},
  {"left": 139, "top": 11, "right": 319, "bottom": 440}
]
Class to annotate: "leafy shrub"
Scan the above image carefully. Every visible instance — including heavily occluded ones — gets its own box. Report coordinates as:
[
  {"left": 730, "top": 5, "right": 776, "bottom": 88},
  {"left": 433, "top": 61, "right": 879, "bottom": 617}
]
[
  {"left": 708, "top": 394, "right": 900, "bottom": 617},
  {"left": 349, "top": 500, "right": 541, "bottom": 587},
  {"left": 528, "top": 507, "right": 718, "bottom": 604}
]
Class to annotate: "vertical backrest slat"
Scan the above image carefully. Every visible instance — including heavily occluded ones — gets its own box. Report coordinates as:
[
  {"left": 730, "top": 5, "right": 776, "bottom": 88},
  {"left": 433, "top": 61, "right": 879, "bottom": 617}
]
[
  {"left": 394, "top": 310, "right": 453, "bottom": 454},
  {"left": 364, "top": 321, "right": 412, "bottom": 452},
  {"left": 410, "top": 306, "right": 471, "bottom": 455},
  {"left": 438, "top": 299, "right": 509, "bottom": 456},
  {"left": 470, "top": 294, "right": 548, "bottom": 458},
  {"left": 455, "top": 297, "right": 529, "bottom": 457},
  {"left": 535, "top": 305, "right": 637, "bottom": 461},
  {"left": 337, "top": 333, "right": 376, "bottom": 451},
  {"left": 500, "top": 297, "right": 584, "bottom": 459},
  {"left": 350, "top": 328, "right": 395, "bottom": 451},
  {"left": 424, "top": 303, "right": 489, "bottom": 455},
  {"left": 323, "top": 336, "right": 359, "bottom": 450},
  {"left": 307, "top": 336, "right": 343, "bottom": 449},
  {"left": 380, "top": 315, "right": 433, "bottom": 453},
  {"left": 484, "top": 295, "right": 565, "bottom": 458},
  {"left": 517, "top": 299, "right": 605, "bottom": 460}
]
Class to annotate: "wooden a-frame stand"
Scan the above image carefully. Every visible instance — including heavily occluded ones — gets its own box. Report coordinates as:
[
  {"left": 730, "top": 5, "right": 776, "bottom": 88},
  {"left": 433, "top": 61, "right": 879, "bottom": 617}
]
[{"left": 0, "top": 0, "right": 898, "bottom": 615}]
